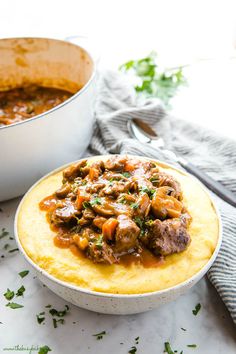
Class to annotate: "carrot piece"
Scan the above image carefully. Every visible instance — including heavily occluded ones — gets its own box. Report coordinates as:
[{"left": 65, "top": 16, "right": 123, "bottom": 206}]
[
  {"left": 124, "top": 162, "right": 135, "bottom": 172},
  {"left": 73, "top": 235, "right": 89, "bottom": 250},
  {"left": 76, "top": 190, "right": 90, "bottom": 210},
  {"left": 102, "top": 218, "right": 118, "bottom": 240},
  {"left": 89, "top": 167, "right": 99, "bottom": 180}
]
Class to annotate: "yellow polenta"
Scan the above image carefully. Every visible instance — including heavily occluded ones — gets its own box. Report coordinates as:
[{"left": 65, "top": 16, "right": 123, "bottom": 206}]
[{"left": 17, "top": 157, "right": 219, "bottom": 294}]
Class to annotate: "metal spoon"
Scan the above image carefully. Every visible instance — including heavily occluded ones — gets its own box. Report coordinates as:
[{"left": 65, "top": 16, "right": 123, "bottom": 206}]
[{"left": 127, "top": 118, "right": 236, "bottom": 207}]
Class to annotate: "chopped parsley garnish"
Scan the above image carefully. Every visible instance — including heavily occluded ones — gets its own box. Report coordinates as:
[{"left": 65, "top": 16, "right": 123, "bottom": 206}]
[
  {"left": 53, "top": 318, "right": 65, "bottom": 328},
  {"left": 150, "top": 176, "right": 159, "bottom": 185},
  {"left": 19, "top": 270, "right": 29, "bottom": 278},
  {"left": 128, "top": 346, "right": 137, "bottom": 354},
  {"left": 45, "top": 304, "right": 52, "bottom": 308},
  {"left": 187, "top": 344, "right": 197, "bottom": 348},
  {"left": 82, "top": 201, "right": 91, "bottom": 209},
  {"left": 131, "top": 202, "right": 139, "bottom": 210},
  {"left": 0, "top": 228, "right": 9, "bottom": 239},
  {"left": 81, "top": 180, "right": 87, "bottom": 185},
  {"left": 16, "top": 285, "right": 25, "bottom": 297},
  {"left": 49, "top": 304, "right": 69, "bottom": 317},
  {"left": 37, "top": 312, "right": 45, "bottom": 324},
  {"left": 140, "top": 186, "right": 155, "bottom": 198},
  {"left": 4, "top": 288, "right": 14, "bottom": 300},
  {"left": 122, "top": 172, "right": 131, "bottom": 178},
  {"left": 8, "top": 248, "right": 19, "bottom": 253},
  {"left": 95, "top": 235, "right": 103, "bottom": 249},
  {"left": 4, "top": 243, "right": 10, "bottom": 250},
  {"left": 164, "top": 342, "right": 174, "bottom": 354},
  {"left": 135, "top": 336, "right": 139, "bottom": 344},
  {"left": 6, "top": 302, "right": 23, "bottom": 309},
  {"left": 38, "top": 345, "right": 52, "bottom": 354},
  {"left": 181, "top": 327, "right": 186, "bottom": 331},
  {"left": 93, "top": 330, "right": 106, "bottom": 340},
  {"left": 192, "top": 303, "right": 201, "bottom": 316},
  {"left": 134, "top": 217, "right": 145, "bottom": 236},
  {"left": 90, "top": 197, "right": 102, "bottom": 206}
]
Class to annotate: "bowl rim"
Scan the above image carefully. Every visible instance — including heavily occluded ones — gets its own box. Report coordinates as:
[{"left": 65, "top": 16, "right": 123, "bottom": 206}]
[
  {"left": 14, "top": 154, "right": 222, "bottom": 298},
  {"left": 0, "top": 36, "right": 96, "bottom": 131}
]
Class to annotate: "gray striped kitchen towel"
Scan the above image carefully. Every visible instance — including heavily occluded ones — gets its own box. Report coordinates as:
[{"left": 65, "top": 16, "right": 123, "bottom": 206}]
[{"left": 88, "top": 70, "right": 236, "bottom": 324}]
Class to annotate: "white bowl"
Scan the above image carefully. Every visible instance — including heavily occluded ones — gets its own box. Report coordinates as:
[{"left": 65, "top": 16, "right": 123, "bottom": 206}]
[{"left": 14, "top": 158, "right": 222, "bottom": 315}]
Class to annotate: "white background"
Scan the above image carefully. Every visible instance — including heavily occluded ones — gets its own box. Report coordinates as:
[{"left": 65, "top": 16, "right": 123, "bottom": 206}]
[{"left": 0, "top": 0, "right": 236, "bottom": 139}]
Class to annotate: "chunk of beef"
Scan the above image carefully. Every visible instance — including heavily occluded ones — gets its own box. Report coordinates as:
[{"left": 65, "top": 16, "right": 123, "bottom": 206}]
[
  {"left": 158, "top": 172, "right": 182, "bottom": 200},
  {"left": 115, "top": 215, "right": 140, "bottom": 252},
  {"left": 63, "top": 160, "right": 87, "bottom": 182},
  {"left": 87, "top": 241, "right": 117, "bottom": 264},
  {"left": 147, "top": 218, "right": 191, "bottom": 256},
  {"left": 51, "top": 201, "right": 78, "bottom": 224},
  {"left": 86, "top": 182, "right": 105, "bottom": 194},
  {"left": 104, "top": 155, "right": 127, "bottom": 171},
  {"left": 100, "top": 181, "right": 131, "bottom": 198}
]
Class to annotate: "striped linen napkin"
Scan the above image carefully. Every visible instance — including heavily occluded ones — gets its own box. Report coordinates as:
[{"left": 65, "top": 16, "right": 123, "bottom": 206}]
[{"left": 88, "top": 70, "right": 236, "bottom": 324}]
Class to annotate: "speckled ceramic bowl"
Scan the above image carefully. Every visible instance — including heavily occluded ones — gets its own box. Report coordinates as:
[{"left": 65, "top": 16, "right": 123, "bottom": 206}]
[{"left": 14, "top": 158, "right": 222, "bottom": 315}]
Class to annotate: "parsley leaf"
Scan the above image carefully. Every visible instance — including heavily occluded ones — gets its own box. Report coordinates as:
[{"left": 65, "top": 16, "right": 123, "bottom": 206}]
[
  {"left": 90, "top": 197, "right": 102, "bottom": 206},
  {"left": 4, "top": 288, "right": 15, "bottom": 300},
  {"left": 93, "top": 330, "right": 106, "bottom": 340},
  {"left": 131, "top": 202, "right": 139, "bottom": 210},
  {"left": 120, "top": 52, "right": 186, "bottom": 108},
  {"left": 6, "top": 302, "right": 23, "bottom": 309},
  {"left": 16, "top": 285, "right": 25, "bottom": 297},
  {"left": 38, "top": 345, "right": 52, "bottom": 354},
  {"left": 53, "top": 318, "right": 65, "bottom": 328},
  {"left": 19, "top": 270, "right": 29, "bottom": 278},
  {"left": 8, "top": 248, "right": 19, "bottom": 253},
  {"left": 0, "top": 228, "right": 9, "bottom": 239},
  {"left": 36, "top": 312, "right": 45, "bottom": 324},
  {"left": 49, "top": 304, "right": 69, "bottom": 317},
  {"left": 128, "top": 346, "right": 137, "bottom": 354},
  {"left": 164, "top": 342, "right": 174, "bottom": 354},
  {"left": 95, "top": 235, "right": 103, "bottom": 249},
  {"left": 187, "top": 344, "right": 197, "bottom": 348},
  {"left": 122, "top": 172, "right": 131, "bottom": 178},
  {"left": 192, "top": 303, "right": 201, "bottom": 316}
]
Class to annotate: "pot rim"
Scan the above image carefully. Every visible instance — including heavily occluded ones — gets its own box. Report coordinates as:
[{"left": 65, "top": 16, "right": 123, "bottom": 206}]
[
  {"left": 14, "top": 155, "right": 222, "bottom": 299},
  {"left": 0, "top": 36, "right": 96, "bottom": 131}
]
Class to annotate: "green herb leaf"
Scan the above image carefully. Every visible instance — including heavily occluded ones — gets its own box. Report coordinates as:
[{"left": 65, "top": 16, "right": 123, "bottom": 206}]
[
  {"left": 164, "top": 342, "right": 174, "bottom": 354},
  {"left": 187, "top": 344, "right": 197, "bottom": 348},
  {"left": 82, "top": 201, "right": 91, "bottom": 209},
  {"left": 4, "top": 288, "right": 15, "bottom": 300},
  {"left": 36, "top": 312, "right": 45, "bottom": 324},
  {"left": 90, "top": 197, "right": 102, "bottom": 206},
  {"left": 8, "top": 248, "right": 19, "bottom": 253},
  {"left": 95, "top": 235, "right": 103, "bottom": 249},
  {"left": 131, "top": 202, "right": 139, "bottom": 210},
  {"left": 192, "top": 303, "right": 201, "bottom": 316},
  {"left": 0, "top": 228, "right": 9, "bottom": 239},
  {"left": 181, "top": 327, "right": 186, "bottom": 331},
  {"left": 16, "top": 285, "right": 25, "bottom": 297},
  {"left": 140, "top": 186, "right": 156, "bottom": 198},
  {"left": 122, "top": 172, "right": 131, "bottom": 178},
  {"left": 53, "top": 318, "right": 65, "bottom": 328},
  {"left": 119, "top": 52, "right": 186, "bottom": 107},
  {"left": 128, "top": 346, "right": 137, "bottom": 354},
  {"left": 93, "top": 330, "right": 106, "bottom": 340},
  {"left": 6, "top": 302, "right": 23, "bottom": 309},
  {"left": 49, "top": 304, "right": 69, "bottom": 317},
  {"left": 38, "top": 345, "right": 52, "bottom": 354},
  {"left": 19, "top": 270, "right": 29, "bottom": 278},
  {"left": 45, "top": 304, "right": 52, "bottom": 308}
]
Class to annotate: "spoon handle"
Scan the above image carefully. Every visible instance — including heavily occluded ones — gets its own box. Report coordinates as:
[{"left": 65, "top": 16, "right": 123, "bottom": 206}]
[{"left": 178, "top": 159, "right": 236, "bottom": 207}]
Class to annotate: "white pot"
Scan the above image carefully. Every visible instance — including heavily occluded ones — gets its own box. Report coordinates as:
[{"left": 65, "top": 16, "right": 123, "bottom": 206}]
[{"left": 0, "top": 37, "right": 96, "bottom": 201}]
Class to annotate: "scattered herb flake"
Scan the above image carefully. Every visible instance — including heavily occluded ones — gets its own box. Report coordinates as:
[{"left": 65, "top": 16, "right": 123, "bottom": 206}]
[
  {"left": 49, "top": 304, "right": 69, "bottom": 317},
  {"left": 8, "top": 248, "right": 19, "bottom": 253},
  {"left": 37, "top": 312, "right": 45, "bottom": 324},
  {"left": 16, "top": 285, "right": 25, "bottom": 297},
  {"left": 122, "top": 172, "right": 131, "bottom": 178},
  {"left": 6, "top": 302, "right": 23, "bottom": 309},
  {"left": 187, "top": 344, "right": 197, "bottom": 348},
  {"left": 0, "top": 228, "right": 9, "bottom": 239},
  {"left": 83, "top": 201, "right": 91, "bottom": 209},
  {"left": 4, "top": 288, "right": 15, "bottom": 300},
  {"left": 131, "top": 202, "right": 139, "bottom": 210},
  {"left": 38, "top": 345, "right": 52, "bottom": 354},
  {"left": 181, "top": 327, "right": 187, "bottom": 331},
  {"left": 19, "top": 270, "right": 29, "bottom": 278},
  {"left": 90, "top": 197, "right": 102, "bottom": 206},
  {"left": 128, "top": 346, "right": 137, "bottom": 354},
  {"left": 164, "top": 342, "right": 174, "bottom": 354},
  {"left": 53, "top": 318, "right": 65, "bottom": 328},
  {"left": 95, "top": 235, "right": 103, "bottom": 249},
  {"left": 45, "top": 304, "right": 52, "bottom": 308},
  {"left": 4, "top": 243, "right": 10, "bottom": 250},
  {"left": 192, "top": 303, "right": 201, "bottom": 316},
  {"left": 93, "top": 330, "right": 106, "bottom": 340}
]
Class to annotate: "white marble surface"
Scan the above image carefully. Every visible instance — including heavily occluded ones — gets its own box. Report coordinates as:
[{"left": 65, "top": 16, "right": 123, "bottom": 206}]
[{"left": 0, "top": 197, "right": 235, "bottom": 354}]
